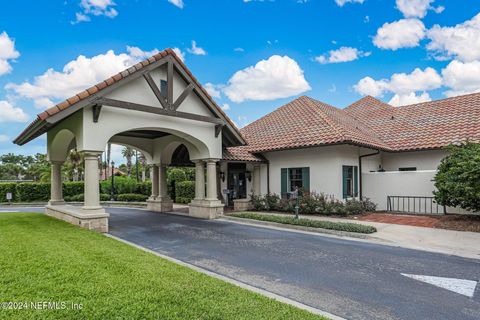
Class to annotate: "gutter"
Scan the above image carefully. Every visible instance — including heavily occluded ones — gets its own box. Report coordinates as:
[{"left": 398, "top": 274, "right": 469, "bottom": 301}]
[{"left": 358, "top": 150, "right": 380, "bottom": 199}]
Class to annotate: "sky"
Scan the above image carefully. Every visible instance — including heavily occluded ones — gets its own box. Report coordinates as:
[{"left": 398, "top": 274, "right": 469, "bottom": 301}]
[{"left": 0, "top": 0, "right": 479, "bottom": 163}]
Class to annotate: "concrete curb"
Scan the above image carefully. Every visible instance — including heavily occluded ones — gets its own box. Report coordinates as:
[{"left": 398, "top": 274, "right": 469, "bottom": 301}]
[
  {"left": 105, "top": 234, "right": 344, "bottom": 320},
  {"left": 222, "top": 216, "right": 373, "bottom": 239}
]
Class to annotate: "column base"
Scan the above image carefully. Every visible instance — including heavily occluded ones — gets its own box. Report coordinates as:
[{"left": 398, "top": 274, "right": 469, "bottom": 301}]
[
  {"left": 147, "top": 198, "right": 174, "bottom": 212},
  {"left": 233, "top": 198, "right": 253, "bottom": 211},
  {"left": 189, "top": 199, "right": 224, "bottom": 219},
  {"left": 45, "top": 205, "right": 109, "bottom": 233},
  {"left": 48, "top": 199, "right": 65, "bottom": 206}
]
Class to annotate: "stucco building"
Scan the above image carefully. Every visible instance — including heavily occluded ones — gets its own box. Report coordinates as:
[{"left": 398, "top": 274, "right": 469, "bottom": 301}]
[{"left": 14, "top": 49, "right": 480, "bottom": 231}]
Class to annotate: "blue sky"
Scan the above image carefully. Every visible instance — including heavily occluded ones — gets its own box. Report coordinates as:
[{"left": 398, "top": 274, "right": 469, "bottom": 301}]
[{"left": 0, "top": 0, "right": 479, "bottom": 162}]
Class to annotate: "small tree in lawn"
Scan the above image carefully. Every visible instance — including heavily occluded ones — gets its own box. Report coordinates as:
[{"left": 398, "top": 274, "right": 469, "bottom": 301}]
[{"left": 433, "top": 142, "right": 480, "bottom": 212}]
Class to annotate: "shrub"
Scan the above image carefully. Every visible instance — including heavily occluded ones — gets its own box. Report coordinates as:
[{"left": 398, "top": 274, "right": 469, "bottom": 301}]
[
  {"left": 0, "top": 183, "right": 16, "bottom": 202},
  {"left": 248, "top": 192, "right": 376, "bottom": 216},
  {"left": 175, "top": 181, "right": 195, "bottom": 204},
  {"left": 434, "top": 142, "right": 480, "bottom": 212},
  {"left": 15, "top": 182, "right": 50, "bottom": 202},
  {"left": 135, "top": 182, "right": 151, "bottom": 196},
  {"left": 63, "top": 182, "right": 84, "bottom": 198},
  {"left": 116, "top": 193, "right": 149, "bottom": 202},
  {"left": 230, "top": 212, "right": 377, "bottom": 234},
  {"left": 100, "top": 176, "right": 138, "bottom": 195}
]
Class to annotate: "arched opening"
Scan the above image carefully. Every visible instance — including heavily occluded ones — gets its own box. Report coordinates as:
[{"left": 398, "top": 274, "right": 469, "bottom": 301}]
[{"left": 170, "top": 144, "right": 194, "bottom": 167}]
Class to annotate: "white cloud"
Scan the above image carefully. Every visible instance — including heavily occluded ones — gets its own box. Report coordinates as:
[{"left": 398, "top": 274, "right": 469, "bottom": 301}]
[
  {"left": 6, "top": 46, "right": 159, "bottom": 109},
  {"left": 315, "top": 47, "right": 370, "bottom": 64},
  {"left": 395, "top": 0, "right": 441, "bottom": 19},
  {"left": 388, "top": 92, "right": 431, "bottom": 106},
  {"left": 354, "top": 67, "right": 442, "bottom": 106},
  {"left": 73, "top": 0, "right": 118, "bottom": 24},
  {"left": 441, "top": 60, "right": 480, "bottom": 97},
  {"left": 172, "top": 47, "right": 185, "bottom": 62},
  {"left": 335, "top": 0, "right": 364, "bottom": 6},
  {"left": 223, "top": 55, "right": 311, "bottom": 103},
  {"left": 234, "top": 47, "right": 245, "bottom": 52},
  {"left": 427, "top": 13, "right": 480, "bottom": 62},
  {"left": 373, "top": 19, "right": 425, "bottom": 50},
  {"left": 204, "top": 83, "right": 222, "bottom": 98},
  {"left": 221, "top": 103, "right": 230, "bottom": 111},
  {"left": 0, "top": 32, "right": 20, "bottom": 76},
  {"left": 0, "top": 134, "right": 9, "bottom": 142},
  {"left": 187, "top": 41, "right": 207, "bottom": 55},
  {"left": 168, "top": 0, "right": 184, "bottom": 8},
  {"left": 0, "top": 101, "right": 29, "bottom": 123}
]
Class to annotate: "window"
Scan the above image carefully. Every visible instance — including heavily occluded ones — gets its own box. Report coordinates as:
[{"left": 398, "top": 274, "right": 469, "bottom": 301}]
[
  {"left": 342, "top": 165, "right": 358, "bottom": 199},
  {"left": 160, "top": 80, "right": 168, "bottom": 99},
  {"left": 281, "top": 167, "right": 310, "bottom": 197},
  {"left": 399, "top": 167, "right": 417, "bottom": 171}
]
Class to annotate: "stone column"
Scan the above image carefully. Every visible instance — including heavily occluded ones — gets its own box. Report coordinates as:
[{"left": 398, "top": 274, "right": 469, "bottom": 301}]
[
  {"left": 206, "top": 160, "right": 218, "bottom": 201},
  {"left": 150, "top": 164, "right": 159, "bottom": 200},
  {"left": 159, "top": 164, "right": 169, "bottom": 200},
  {"left": 194, "top": 160, "right": 205, "bottom": 200},
  {"left": 253, "top": 165, "right": 261, "bottom": 196},
  {"left": 49, "top": 161, "right": 64, "bottom": 205},
  {"left": 82, "top": 152, "right": 103, "bottom": 211}
]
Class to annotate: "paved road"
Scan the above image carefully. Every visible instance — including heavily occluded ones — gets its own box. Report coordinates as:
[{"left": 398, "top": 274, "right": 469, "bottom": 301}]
[{"left": 3, "top": 207, "right": 480, "bottom": 319}]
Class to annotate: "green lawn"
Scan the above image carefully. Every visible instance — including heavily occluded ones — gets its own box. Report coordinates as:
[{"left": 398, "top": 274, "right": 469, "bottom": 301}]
[
  {"left": 230, "top": 212, "right": 377, "bottom": 234},
  {"left": 0, "top": 212, "right": 325, "bottom": 320}
]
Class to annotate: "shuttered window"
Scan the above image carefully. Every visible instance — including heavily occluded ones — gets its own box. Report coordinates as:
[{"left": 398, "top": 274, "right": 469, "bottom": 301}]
[
  {"left": 342, "top": 165, "right": 358, "bottom": 199},
  {"left": 280, "top": 167, "right": 310, "bottom": 197}
]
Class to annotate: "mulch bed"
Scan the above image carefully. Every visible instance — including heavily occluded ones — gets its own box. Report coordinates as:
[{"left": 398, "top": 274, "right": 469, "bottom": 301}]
[{"left": 355, "top": 213, "right": 480, "bottom": 233}]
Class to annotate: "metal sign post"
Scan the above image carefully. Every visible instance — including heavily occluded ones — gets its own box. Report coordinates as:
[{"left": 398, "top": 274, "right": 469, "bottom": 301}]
[{"left": 6, "top": 192, "right": 12, "bottom": 205}]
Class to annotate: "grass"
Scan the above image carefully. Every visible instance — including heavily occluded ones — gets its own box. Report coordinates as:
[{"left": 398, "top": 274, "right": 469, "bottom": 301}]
[
  {"left": 230, "top": 212, "right": 377, "bottom": 234},
  {"left": 0, "top": 212, "right": 326, "bottom": 320}
]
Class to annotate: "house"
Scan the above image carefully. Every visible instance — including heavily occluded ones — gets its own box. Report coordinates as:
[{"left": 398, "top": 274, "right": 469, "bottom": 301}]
[
  {"left": 13, "top": 48, "right": 479, "bottom": 231},
  {"left": 223, "top": 93, "right": 480, "bottom": 213}
]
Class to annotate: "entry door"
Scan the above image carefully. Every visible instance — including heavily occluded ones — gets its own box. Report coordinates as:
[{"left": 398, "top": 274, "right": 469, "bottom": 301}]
[{"left": 228, "top": 163, "right": 247, "bottom": 201}]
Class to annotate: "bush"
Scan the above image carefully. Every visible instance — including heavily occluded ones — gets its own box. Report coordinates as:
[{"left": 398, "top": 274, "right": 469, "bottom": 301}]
[
  {"left": 135, "top": 182, "right": 151, "bottom": 196},
  {"left": 116, "top": 193, "right": 149, "bottom": 202},
  {"left": 230, "top": 212, "right": 377, "bottom": 234},
  {"left": 65, "top": 193, "right": 110, "bottom": 202},
  {"left": 15, "top": 182, "right": 50, "bottom": 202},
  {"left": 0, "top": 183, "right": 16, "bottom": 202},
  {"left": 63, "top": 182, "right": 84, "bottom": 198},
  {"left": 100, "top": 176, "right": 138, "bottom": 195},
  {"left": 248, "top": 192, "right": 376, "bottom": 216},
  {"left": 434, "top": 142, "right": 480, "bottom": 212},
  {"left": 175, "top": 181, "right": 195, "bottom": 204}
]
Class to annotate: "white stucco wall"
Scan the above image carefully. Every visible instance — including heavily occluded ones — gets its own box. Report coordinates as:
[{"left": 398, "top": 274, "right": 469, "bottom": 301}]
[
  {"left": 382, "top": 150, "right": 447, "bottom": 171},
  {"left": 264, "top": 145, "right": 362, "bottom": 200}
]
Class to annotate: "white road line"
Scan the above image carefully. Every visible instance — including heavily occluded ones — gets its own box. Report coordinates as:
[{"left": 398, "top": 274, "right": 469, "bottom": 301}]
[
  {"left": 401, "top": 273, "right": 478, "bottom": 298},
  {"left": 105, "top": 234, "right": 344, "bottom": 320}
]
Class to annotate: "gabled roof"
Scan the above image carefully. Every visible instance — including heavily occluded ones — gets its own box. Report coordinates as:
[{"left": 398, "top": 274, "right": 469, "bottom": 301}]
[{"left": 14, "top": 48, "right": 245, "bottom": 146}]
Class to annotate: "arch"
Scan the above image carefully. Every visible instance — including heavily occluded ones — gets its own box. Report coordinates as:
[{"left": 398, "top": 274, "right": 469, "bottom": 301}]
[
  {"left": 170, "top": 144, "right": 194, "bottom": 167},
  {"left": 47, "top": 129, "right": 77, "bottom": 162}
]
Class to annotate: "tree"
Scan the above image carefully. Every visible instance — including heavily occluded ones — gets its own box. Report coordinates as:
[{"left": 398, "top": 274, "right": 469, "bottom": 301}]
[
  {"left": 434, "top": 142, "right": 480, "bottom": 212},
  {"left": 139, "top": 153, "right": 147, "bottom": 182},
  {"left": 121, "top": 147, "right": 135, "bottom": 176}
]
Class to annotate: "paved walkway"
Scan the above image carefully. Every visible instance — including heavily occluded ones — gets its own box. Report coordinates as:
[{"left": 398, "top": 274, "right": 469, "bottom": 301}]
[{"left": 236, "top": 212, "right": 480, "bottom": 260}]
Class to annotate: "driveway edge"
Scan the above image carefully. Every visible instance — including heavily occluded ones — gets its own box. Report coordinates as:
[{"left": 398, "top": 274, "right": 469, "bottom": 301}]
[{"left": 105, "top": 233, "right": 344, "bottom": 320}]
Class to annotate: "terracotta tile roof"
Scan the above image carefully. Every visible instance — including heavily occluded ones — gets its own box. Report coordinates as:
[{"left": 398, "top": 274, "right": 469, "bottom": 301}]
[
  {"left": 237, "top": 96, "right": 390, "bottom": 153},
  {"left": 15, "top": 48, "right": 243, "bottom": 146},
  {"left": 345, "top": 93, "right": 480, "bottom": 151},
  {"left": 225, "top": 92, "right": 480, "bottom": 159},
  {"left": 223, "top": 147, "right": 264, "bottom": 162}
]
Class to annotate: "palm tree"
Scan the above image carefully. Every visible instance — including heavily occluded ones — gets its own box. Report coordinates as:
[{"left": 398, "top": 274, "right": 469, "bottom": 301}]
[
  {"left": 121, "top": 147, "right": 135, "bottom": 176},
  {"left": 139, "top": 153, "right": 147, "bottom": 182},
  {"left": 68, "top": 150, "right": 83, "bottom": 181}
]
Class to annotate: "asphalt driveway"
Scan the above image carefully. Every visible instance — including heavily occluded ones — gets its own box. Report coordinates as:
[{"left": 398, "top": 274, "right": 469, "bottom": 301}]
[
  {"left": 2, "top": 206, "right": 479, "bottom": 319},
  {"left": 105, "top": 208, "right": 480, "bottom": 320}
]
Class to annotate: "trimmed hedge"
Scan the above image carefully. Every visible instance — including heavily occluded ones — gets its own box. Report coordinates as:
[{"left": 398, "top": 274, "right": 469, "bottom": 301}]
[
  {"left": 116, "top": 193, "right": 149, "bottom": 202},
  {"left": 64, "top": 193, "right": 110, "bottom": 202},
  {"left": 0, "top": 183, "right": 16, "bottom": 202},
  {"left": 175, "top": 180, "right": 195, "bottom": 204},
  {"left": 231, "top": 212, "right": 377, "bottom": 234},
  {"left": 15, "top": 182, "right": 50, "bottom": 202}
]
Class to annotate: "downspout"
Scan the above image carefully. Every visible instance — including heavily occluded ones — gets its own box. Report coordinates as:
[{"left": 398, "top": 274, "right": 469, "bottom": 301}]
[
  {"left": 358, "top": 150, "right": 380, "bottom": 199},
  {"left": 267, "top": 160, "right": 270, "bottom": 194}
]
